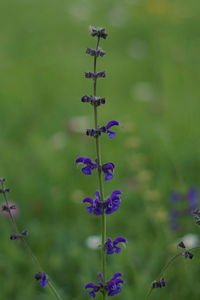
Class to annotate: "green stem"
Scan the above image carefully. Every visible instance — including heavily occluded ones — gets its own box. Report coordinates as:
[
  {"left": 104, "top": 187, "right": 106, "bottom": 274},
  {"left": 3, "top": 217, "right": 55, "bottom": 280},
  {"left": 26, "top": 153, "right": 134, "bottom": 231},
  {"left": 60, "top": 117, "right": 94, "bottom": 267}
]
[
  {"left": 1, "top": 182, "right": 62, "bottom": 300},
  {"left": 93, "top": 36, "right": 106, "bottom": 299},
  {"left": 145, "top": 246, "right": 200, "bottom": 300}
]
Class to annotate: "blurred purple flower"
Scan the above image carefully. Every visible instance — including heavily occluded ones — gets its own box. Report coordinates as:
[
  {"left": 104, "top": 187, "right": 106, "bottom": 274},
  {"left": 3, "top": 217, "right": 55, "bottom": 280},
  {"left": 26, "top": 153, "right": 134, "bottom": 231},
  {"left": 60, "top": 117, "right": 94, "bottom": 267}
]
[
  {"left": 102, "top": 120, "right": 120, "bottom": 139},
  {"left": 75, "top": 157, "right": 97, "bottom": 175},
  {"left": 105, "top": 272, "right": 124, "bottom": 296},
  {"left": 187, "top": 188, "right": 198, "bottom": 212},
  {"left": 105, "top": 237, "right": 127, "bottom": 254},
  {"left": 104, "top": 190, "right": 122, "bottom": 214},
  {"left": 82, "top": 191, "right": 103, "bottom": 215},
  {"left": 102, "top": 163, "right": 115, "bottom": 180},
  {"left": 85, "top": 273, "right": 103, "bottom": 297},
  {"left": 35, "top": 272, "right": 48, "bottom": 287},
  {"left": 85, "top": 272, "right": 124, "bottom": 297},
  {"left": 82, "top": 190, "right": 123, "bottom": 215}
]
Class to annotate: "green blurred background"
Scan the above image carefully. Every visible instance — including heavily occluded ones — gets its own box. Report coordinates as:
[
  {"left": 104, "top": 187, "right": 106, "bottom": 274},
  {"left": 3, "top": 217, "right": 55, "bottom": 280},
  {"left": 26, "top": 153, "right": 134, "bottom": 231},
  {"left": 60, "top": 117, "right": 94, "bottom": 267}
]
[{"left": 0, "top": 0, "right": 200, "bottom": 299}]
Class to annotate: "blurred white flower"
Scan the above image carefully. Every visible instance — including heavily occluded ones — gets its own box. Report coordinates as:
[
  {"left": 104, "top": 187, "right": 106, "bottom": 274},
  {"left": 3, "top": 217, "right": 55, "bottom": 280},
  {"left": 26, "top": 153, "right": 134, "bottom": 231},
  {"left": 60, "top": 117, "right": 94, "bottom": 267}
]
[
  {"left": 68, "top": 0, "right": 92, "bottom": 21},
  {"left": 131, "top": 81, "right": 156, "bottom": 102},
  {"left": 128, "top": 40, "right": 148, "bottom": 59},
  {"left": 108, "top": 5, "right": 128, "bottom": 27},
  {"left": 66, "top": 116, "right": 90, "bottom": 133},
  {"left": 86, "top": 235, "right": 101, "bottom": 250},
  {"left": 181, "top": 233, "right": 199, "bottom": 248},
  {"left": 49, "top": 132, "right": 67, "bottom": 149}
]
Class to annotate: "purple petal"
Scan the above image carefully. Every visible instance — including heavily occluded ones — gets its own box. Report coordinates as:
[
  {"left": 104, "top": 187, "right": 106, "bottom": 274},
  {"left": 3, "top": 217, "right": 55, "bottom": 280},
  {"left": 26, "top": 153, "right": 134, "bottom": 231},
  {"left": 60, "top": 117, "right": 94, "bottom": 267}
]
[
  {"left": 85, "top": 283, "right": 96, "bottom": 289},
  {"left": 114, "top": 237, "right": 127, "bottom": 244},
  {"left": 106, "top": 120, "right": 120, "bottom": 129},
  {"left": 104, "top": 172, "right": 113, "bottom": 181},
  {"left": 114, "top": 246, "right": 121, "bottom": 253},
  {"left": 93, "top": 207, "right": 103, "bottom": 215},
  {"left": 102, "top": 162, "right": 115, "bottom": 171},
  {"left": 82, "top": 166, "right": 92, "bottom": 175},
  {"left": 75, "top": 157, "right": 85, "bottom": 163},
  {"left": 82, "top": 197, "right": 93, "bottom": 204},
  {"left": 107, "top": 130, "right": 116, "bottom": 139},
  {"left": 86, "top": 207, "right": 93, "bottom": 213},
  {"left": 98, "top": 272, "right": 103, "bottom": 283},
  {"left": 112, "top": 272, "right": 122, "bottom": 280},
  {"left": 40, "top": 279, "right": 48, "bottom": 287},
  {"left": 111, "top": 190, "right": 122, "bottom": 197},
  {"left": 89, "top": 291, "right": 96, "bottom": 297},
  {"left": 115, "top": 278, "right": 124, "bottom": 284},
  {"left": 95, "top": 190, "right": 101, "bottom": 200}
]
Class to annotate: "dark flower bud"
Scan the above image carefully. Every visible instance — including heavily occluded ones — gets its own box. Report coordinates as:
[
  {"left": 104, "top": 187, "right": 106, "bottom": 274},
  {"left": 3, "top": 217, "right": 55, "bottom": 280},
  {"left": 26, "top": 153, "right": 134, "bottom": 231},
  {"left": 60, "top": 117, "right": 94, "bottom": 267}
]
[
  {"left": 192, "top": 209, "right": 200, "bottom": 225},
  {"left": 99, "top": 98, "right": 106, "bottom": 104},
  {"left": 81, "top": 95, "right": 91, "bottom": 102},
  {"left": 178, "top": 241, "right": 186, "bottom": 249},
  {"left": 85, "top": 72, "right": 95, "bottom": 78},
  {"left": 183, "top": 251, "right": 193, "bottom": 259},
  {"left": 96, "top": 71, "right": 106, "bottom": 78},
  {"left": 35, "top": 272, "right": 43, "bottom": 280},
  {"left": 0, "top": 188, "right": 10, "bottom": 193},
  {"left": 21, "top": 230, "right": 29, "bottom": 236},
  {"left": 81, "top": 95, "right": 106, "bottom": 106},
  {"left": 0, "top": 178, "right": 5, "bottom": 182},
  {"left": 86, "top": 129, "right": 102, "bottom": 137},
  {"left": 86, "top": 48, "right": 106, "bottom": 57},
  {"left": 89, "top": 26, "right": 108, "bottom": 39},
  {"left": 85, "top": 71, "right": 106, "bottom": 79},
  {"left": 2, "top": 204, "right": 16, "bottom": 211},
  {"left": 152, "top": 278, "right": 166, "bottom": 288},
  {"left": 10, "top": 233, "right": 20, "bottom": 240}
]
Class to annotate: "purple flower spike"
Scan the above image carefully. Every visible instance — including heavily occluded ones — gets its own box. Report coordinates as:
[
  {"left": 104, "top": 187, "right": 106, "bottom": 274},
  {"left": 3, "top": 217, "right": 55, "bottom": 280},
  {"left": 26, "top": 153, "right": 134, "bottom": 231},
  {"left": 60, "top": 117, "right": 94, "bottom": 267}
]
[
  {"left": 105, "top": 120, "right": 120, "bottom": 139},
  {"left": 102, "top": 162, "right": 115, "bottom": 180},
  {"left": 105, "top": 272, "right": 124, "bottom": 296},
  {"left": 75, "top": 157, "right": 97, "bottom": 175},
  {"left": 105, "top": 237, "right": 127, "bottom": 254},
  {"left": 82, "top": 191, "right": 103, "bottom": 215},
  {"left": 104, "top": 190, "right": 122, "bottom": 214},
  {"left": 35, "top": 272, "right": 48, "bottom": 287}
]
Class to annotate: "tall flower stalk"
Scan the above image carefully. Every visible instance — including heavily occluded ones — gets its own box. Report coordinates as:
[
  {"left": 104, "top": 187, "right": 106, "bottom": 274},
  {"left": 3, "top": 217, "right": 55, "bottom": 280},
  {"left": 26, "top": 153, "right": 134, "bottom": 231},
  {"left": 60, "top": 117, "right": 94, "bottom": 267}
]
[
  {"left": 76, "top": 26, "right": 126, "bottom": 298},
  {"left": 0, "top": 178, "right": 62, "bottom": 300}
]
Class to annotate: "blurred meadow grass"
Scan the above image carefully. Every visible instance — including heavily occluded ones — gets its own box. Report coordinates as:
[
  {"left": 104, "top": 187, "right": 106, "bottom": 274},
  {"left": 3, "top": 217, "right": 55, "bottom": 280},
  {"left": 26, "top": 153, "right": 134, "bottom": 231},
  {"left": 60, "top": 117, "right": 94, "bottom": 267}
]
[{"left": 0, "top": 0, "right": 200, "bottom": 299}]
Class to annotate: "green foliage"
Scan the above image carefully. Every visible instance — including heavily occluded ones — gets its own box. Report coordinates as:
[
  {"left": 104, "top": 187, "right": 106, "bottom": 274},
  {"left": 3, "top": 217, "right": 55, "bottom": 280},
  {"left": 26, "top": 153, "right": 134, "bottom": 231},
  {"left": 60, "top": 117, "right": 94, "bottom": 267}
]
[{"left": 0, "top": 0, "right": 200, "bottom": 299}]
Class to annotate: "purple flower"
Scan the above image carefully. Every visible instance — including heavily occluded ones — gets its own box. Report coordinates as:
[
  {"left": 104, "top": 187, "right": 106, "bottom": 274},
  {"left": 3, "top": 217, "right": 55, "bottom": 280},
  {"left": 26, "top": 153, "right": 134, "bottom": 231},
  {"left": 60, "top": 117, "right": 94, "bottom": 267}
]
[
  {"left": 105, "top": 272, "right": 124, "bottom": 296},
  {"left": 35, "top": 272, "right": 48, "bottom": 287},
  {"left": 75, "top": 157, "right": 97, "bottom": 175},
  {"left": 104, "top": 190, "right": 122, "bottom": 214},
  {"left": 85, "top": 273, "right": 103, "bottom": 297},
  {"left": 82, "top": 191, "right": 103, "bottom": 215},
  {"left": 171, "top": 191, "right": 181, "bottom": 202},
  {"left": 102, "top": 163, "right": 115, "bottom": 181},
  {"left": 187, "top": 188, "right": 198, "bottom": 212},
  {"left": 103, "top": 120, "right": 119, "bottom": 139},
  {"left": 85, "top": 272, "right": 123, "bottom": 297},
  {"left": 105, "top": 237, "right": 127, "bottom": 254}
]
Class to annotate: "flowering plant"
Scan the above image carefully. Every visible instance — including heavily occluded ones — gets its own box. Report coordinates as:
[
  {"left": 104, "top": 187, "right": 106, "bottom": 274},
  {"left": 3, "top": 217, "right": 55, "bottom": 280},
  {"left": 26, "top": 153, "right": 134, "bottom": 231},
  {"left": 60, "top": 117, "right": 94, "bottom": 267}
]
[{"left": 76, "top": 26, "right": 126, "bottom": 298}]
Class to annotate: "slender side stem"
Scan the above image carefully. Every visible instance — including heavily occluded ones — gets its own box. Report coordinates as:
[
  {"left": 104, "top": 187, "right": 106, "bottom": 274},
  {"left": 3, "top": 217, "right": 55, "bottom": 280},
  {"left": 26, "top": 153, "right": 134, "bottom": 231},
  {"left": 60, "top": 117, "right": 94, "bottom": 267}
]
[
  {"left": 145, "top": 246, "right": 200, "bottom": 300},
  {"left": 1, "top": 182, "right": 62, "bottom": 300},
  {"left": 93, "top": 36, "right": 107, "bottom": 299}
]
